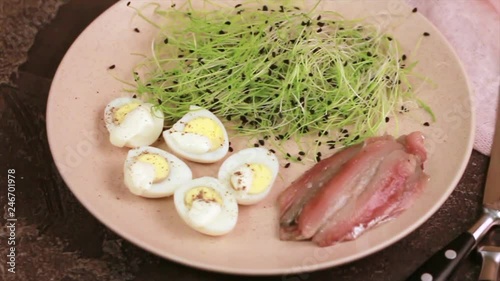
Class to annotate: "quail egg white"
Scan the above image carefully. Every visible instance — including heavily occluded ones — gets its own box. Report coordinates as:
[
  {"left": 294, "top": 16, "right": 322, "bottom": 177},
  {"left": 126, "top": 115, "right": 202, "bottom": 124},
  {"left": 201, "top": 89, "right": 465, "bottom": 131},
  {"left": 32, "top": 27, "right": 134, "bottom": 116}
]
[
  {"left": 218, "top": 147, "right": 279, "bottom": 205},
  {"left": 163, "top": 106, "right": 229, "bottom": 163},
  {"left": 104, "top": 97, "right": 164, "bottom": 148},
  {"left": 124, "top": 146, "right": 192, "bottom": 198},
  {"left": 173, "top": 177, "right": 238, "bottom": 236}
]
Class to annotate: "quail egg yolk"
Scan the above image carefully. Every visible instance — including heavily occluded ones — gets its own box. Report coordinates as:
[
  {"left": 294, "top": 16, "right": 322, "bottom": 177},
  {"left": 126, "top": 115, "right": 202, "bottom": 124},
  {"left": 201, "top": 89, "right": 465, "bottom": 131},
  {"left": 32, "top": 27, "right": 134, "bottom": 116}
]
[
  {"left": 231, "top": 164, "right": 272, "bottom": 194},
  {"left": 136, "top": 153, "right": 170, "bottom": 183},
  {"left": 183, "top": 117, "right": 225, "bottom": 151},
  {"left": 184, "top": 186, "right": 223, "bottom": 208},
  {"left": 113, "top": 102, "right": 141, "bottom": 124}
]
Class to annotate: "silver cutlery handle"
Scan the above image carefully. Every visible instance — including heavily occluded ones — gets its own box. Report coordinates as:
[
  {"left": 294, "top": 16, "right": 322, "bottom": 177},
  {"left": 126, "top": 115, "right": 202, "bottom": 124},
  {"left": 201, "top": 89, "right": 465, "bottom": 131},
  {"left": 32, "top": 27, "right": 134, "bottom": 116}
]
[{"left": 479, "top": 246, "right": 500, "bottom": 281}]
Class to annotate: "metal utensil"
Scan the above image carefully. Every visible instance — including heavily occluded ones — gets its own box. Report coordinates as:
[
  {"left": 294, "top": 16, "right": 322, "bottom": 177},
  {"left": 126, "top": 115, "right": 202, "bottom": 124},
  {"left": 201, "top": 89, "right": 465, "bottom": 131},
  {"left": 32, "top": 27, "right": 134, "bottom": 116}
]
[
  {"left": 407, "top": 101, "right": 500, "bottom": 281},
  {"left": 478, "top": 246, "right": 500, "bottom": 281}
]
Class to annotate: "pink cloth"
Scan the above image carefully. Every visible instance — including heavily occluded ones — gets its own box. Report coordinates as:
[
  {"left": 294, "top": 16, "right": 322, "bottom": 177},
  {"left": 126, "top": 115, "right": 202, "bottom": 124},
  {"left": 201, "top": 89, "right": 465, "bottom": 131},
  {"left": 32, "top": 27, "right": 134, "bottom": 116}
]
[{"left": 405, "top": 0, "right": 500, "bottom": 156}]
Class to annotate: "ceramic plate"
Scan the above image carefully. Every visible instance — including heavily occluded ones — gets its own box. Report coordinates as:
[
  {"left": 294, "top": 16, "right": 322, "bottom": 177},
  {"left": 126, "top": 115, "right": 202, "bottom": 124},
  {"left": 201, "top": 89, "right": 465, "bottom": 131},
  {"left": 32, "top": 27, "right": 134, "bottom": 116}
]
[{"left": 46, "top": 0, "right": 474, "bottom": 275}]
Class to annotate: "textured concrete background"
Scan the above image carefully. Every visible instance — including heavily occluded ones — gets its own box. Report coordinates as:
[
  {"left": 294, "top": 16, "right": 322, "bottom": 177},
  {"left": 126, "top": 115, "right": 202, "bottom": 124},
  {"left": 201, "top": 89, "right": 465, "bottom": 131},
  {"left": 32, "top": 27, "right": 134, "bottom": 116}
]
[{"left": 0, "top": 1, "right": 497, "bottom": 280}]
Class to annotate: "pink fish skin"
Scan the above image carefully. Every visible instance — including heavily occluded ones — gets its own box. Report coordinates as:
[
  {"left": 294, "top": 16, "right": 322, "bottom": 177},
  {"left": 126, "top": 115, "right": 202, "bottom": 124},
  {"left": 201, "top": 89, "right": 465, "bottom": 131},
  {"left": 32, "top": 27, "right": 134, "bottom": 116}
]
[
  {"left": 277, "top": 131, "right": 429, "bottom": 245},
  {"left": 399, "top": 131, "right": 427, "bottom": 163},
  {"left": 292, "top": 137, "right": 404, "bottom": 240},
  {"left": 312, "top": 150, "right": 418, "bottom": 247},
  {"left": 278, "top": 143, "right": 362, "bottom": 227}
]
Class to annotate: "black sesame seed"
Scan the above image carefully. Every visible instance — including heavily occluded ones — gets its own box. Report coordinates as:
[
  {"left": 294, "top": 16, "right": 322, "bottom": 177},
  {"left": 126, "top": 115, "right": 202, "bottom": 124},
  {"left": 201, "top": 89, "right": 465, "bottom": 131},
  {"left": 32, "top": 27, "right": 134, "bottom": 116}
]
[
  {"left": 317, "top": 22, "right": 325, "bottom": 27},
  {"left": 171, "top": 3, "right": 176, "bottom": 8},
  {"left": 284, "top": 163, "right": 291, "bottom": 168},
  {"left": 228, "top": 69, "right": 233, "bottom": 75},
  {"left": 329, "top": 145, "right": 335, "bottom": 150},
  {"left": 316, "top": 152, "right": 322, "bottom": 157},
  {"left": 254, "top": 143, "right": 260, "bottom": 147},
  {"left": 262, "top": 5, "right": 268, "bottom": 11},
  {"left": 283, "top": 59, "right": 290, "bottom": 64},
  {"left": 298, "top": 151, "right": 305, "bottom": 156},
  {"left": 225, "top": 21, "right": 231, "bottom": 25},
  {"left": 423, "top": 122, "right": 430, "bottom": 126},
  {"left": 127, "top": 1, "right": 130, "bottom": 6},
  {"left": 316, "top": 156, "right": 322, "bottom": 162},
  {"left": 297, "top": 157, "right": 302, "bottom": 161},
  {"left": 402, "top": 54, "right": 407, "bottom": 61},
  {"left": 423, "top": 32, "right": 430, "bottom": 36},
  {"left": 339, "top": 27, "right": 344, "bottom": 30},
  {"left": 317, "top": 28, "right": 323, "bottom": 33},
  {"left": 134, "top": 28, "right": 140, "bottom": 33},
  {"left": 269, "top": 149, "right": 276, "bottom": 154},
  {"left": 385, "top": 116, "right": 390, "bottom": 123},
  {"left": 387, "top": 36, "right": 393, "bottom": 41},
  {"left": 108, "top": 64, "right": 116, "bottom": 70},
  {"left": 270, "top": 64, "right": 278, "bottom": 70},
  {"left": 163, "top": 37, "right": 169, "bottom": 44},
  {"left": 367, "top": 51, "right": 372, "bottom": 57},
  {"left": 235, "top": 4, "right": 242, "bottom": 8},
  {"left": 412, "top": 7, "right": 418, "bottom": 13},
  {"left": 237, "top": 10, "right": 244, "bottom": 15},
  {"left": 229, "top": 147, "right": 234, "bottom": 152},
  {"left": 286, "top": 153, "right": 291, "bottom": 158},
  {"left": 317, "top": 15, "right": 322, "bottom": 21},
  {"left": 132, "top": 94, "right": 137, "bottom": 98},
  {"left": 219, "top": 30, "right": 227, "bottom": 35},
  {"left": 259, "top": 140, "right": 265, "bottom": 145}
]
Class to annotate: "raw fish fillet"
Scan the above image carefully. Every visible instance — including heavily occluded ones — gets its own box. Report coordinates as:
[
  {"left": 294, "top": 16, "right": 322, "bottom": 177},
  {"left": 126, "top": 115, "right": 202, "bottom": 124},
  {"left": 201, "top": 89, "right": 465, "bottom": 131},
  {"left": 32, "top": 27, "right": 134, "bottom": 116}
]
[{"left": 278, "top": 132, "right": 429, "bottom": 247}]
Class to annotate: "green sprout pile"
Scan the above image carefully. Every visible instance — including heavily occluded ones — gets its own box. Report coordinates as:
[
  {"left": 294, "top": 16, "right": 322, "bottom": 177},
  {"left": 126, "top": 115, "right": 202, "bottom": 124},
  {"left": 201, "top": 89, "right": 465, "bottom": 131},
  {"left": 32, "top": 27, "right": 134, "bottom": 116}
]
[{"left": 131, "top": 1, "right": 431, "bottom": 150}]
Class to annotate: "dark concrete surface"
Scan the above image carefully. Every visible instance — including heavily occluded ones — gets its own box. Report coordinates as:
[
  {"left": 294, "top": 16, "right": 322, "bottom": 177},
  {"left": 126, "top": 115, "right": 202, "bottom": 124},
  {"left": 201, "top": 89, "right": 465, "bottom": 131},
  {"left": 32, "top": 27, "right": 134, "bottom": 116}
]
[{"left": 0, "top": 0, "right": 497, "bottom": 280}]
